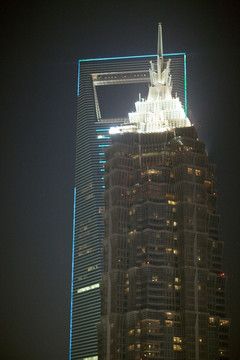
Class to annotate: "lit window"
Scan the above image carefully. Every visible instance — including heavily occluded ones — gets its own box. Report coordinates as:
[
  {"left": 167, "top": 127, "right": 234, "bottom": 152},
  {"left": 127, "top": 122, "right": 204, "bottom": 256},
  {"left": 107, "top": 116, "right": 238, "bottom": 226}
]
[
  {"left": 168, "top": 200, "right": 176, "bottom": 205},
  {"left": 173, "top": 344, "right": 182, "bottom": 351},
  {"left": 166, "top": 248, "right": 172, "bottom": 253},
  {"left": 195, "top": 169, "right": 201, "bottom": 176},
  {"left": 152, "top": 275, "right": 158, "bottom": 282},
  {"left": 77, "top": 283, "right": 100, "bottom": 294},
  {"left": 220, "top": 320, "right": 230, "bottom": 326},
  {"left": 173, "top": 249, "right": 178, "bottom": 254},
  {"left": 187, "top": 167, "right": 193, "bottom": 174},
  {"left": 204, "top": 180, "right": 211, "bottom": 186},
  {"left": 174, "top": 285, "right": 181, "bottom": 290},
  {"left": 173, "top": 337, "right": 182, "bottom": 343},
  {"left": 209, "top": 317, "right": 215, "bottom": 324}
]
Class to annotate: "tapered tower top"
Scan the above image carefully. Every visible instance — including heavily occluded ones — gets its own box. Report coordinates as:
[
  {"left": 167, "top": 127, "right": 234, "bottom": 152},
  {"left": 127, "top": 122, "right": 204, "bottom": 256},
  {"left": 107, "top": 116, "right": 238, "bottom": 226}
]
[{"left": 109, "top": 24, "right": 191, "bottom": 134}]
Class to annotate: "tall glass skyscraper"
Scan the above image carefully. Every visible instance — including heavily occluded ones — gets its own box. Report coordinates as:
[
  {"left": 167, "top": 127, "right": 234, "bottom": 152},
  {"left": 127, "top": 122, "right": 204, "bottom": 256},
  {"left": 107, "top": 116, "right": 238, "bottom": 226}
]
[{"left": 69, "top": 34, "right": 187, "bottom": 359}]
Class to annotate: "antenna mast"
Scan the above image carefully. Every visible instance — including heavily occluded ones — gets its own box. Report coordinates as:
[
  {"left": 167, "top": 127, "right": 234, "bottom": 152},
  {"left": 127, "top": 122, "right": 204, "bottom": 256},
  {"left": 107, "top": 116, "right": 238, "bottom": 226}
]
[{"left": 157, "top": 22, "right": 163, "bottom": 74}]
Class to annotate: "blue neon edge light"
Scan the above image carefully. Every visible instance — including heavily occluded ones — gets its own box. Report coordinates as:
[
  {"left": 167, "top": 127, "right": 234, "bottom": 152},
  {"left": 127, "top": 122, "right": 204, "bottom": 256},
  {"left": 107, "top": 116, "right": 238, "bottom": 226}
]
[
  {"left": 77, "top": 53, "right": 187, "bottom": 116},
  {"left": 69, "top": 187, "right": 76, "bottom": 360}
]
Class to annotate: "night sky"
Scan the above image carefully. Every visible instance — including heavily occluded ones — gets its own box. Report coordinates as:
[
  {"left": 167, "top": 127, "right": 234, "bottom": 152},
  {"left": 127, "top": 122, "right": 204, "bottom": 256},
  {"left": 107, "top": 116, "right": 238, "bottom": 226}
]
[{"left": 1, "top": 1, "right": 239, "bottom": 359}]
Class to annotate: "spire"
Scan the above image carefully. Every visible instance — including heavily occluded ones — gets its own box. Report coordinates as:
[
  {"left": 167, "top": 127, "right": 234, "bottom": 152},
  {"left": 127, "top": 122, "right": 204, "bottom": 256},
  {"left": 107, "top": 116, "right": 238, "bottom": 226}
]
[
  {"left": 157, "top": 23, "right": 163, "bottom": 74},
  {"left": 157, "top": 22, "right": 163, "bottom": 58}
]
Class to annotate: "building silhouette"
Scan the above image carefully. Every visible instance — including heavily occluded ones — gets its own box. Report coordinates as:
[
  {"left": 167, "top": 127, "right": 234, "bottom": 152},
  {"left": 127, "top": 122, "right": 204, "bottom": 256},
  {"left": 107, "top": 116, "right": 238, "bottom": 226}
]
[{"left": 97, "top": 24, "right": 230, "bottom": 360}]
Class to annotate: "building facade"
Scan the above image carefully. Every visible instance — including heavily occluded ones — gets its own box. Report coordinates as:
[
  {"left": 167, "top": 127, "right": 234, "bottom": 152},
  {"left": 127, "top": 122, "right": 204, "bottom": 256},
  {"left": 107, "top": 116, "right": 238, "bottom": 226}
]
[
  {"left": 97, "top": 24, "right": 230, "bottom": 360},
  {"left": 69, "top": 35, "right": 187, "bottom": 360}
]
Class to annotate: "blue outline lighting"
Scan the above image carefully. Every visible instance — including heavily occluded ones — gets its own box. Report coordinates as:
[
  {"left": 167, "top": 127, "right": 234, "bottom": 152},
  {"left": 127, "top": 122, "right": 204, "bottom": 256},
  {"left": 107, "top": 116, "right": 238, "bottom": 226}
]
[
  {"left": 100, "top": 169, "right": 105, "bottom": 172},
  {"left": 78, "top": 53, "right": 185, "bottom": 63},
  {"left": 98, "top": 144, "right": 110, "bottom": 147},
  {"left": 98, "top": 153, "right": 104, "bottom": 155},
  {"left": 69, "top": 187, "right": 76, "bottom": 360},
  {"left": 96, "top": 129, "right": 109, "bottom": 132},
  {"left": 184, "top": 54, "right": 187, "bottom": 117},
  {"left": 77, "top": 61, "right": 80, "bottom": 97},
  {"left": 78, "top": 53, "right": 187, "bottom": 112},
  {"left": 97, "top": 136, "right": 110, "bottom": 140},
  {"left": 99, "top": 161, "right": 106, "bottom": 163}
]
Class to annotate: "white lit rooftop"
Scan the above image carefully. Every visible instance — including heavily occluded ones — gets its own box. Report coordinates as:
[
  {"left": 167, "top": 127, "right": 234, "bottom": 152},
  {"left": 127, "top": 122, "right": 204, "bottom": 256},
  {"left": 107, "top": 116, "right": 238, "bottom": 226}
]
[{"left": 109, "top": 23, "right": 191, "bottom": 135}]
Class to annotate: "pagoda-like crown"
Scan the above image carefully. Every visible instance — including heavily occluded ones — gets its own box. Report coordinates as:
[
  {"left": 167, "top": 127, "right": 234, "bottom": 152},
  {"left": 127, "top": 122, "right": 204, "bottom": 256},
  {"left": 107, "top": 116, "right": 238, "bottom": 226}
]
[{"left": 110, "top": 23, "right": 191, "bottom": 134}]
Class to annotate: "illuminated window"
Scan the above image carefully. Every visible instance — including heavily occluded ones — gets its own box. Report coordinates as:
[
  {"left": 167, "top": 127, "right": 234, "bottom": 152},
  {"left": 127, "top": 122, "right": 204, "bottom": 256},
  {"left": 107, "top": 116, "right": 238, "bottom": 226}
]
[
  {"left": 152, "top": 275, "right": 158, "bottom": 282},
  {"left": 77, "top": 283, "right": 100, "bottom": 294},
  {"left": 187, "top": 167, "right": 193, "bottom": 174},
  {"left": 173, "top": 337, "right": 182, "bottom": 343},
  {"left": 165, "top": 320, "right": 173, "bottom": 327},
  {"left": 173, "top": 249, "right": 178, "bottom": 254},
  {"left": 174, "top": 285, "right": 181, "bottom": 290},
  {"left": 220, "top": 320, "right": 230, "bottom": 326},
  {"left": 173, "top": 344, "right": 182, "bottom": 351},
  {"left": 209, "top": 317, "right": 215, "bottom": 324},
  {"left": 88, "top": 265, "right": 99, "bottom": 272},
  {"left": 204, "top": 180, "right": 211, "bottom": 186},
  {"left": 173, "top": 221, "right": 177, "bottom": 227},
  {"left": 195, "top": 169, "right": 201, "bottom": 176},
  {"left": 168, "top": 200, "right": 176, "bottom": 205},
  {"left": 166, "top": 248, "right": 172, "bottom": 253}
]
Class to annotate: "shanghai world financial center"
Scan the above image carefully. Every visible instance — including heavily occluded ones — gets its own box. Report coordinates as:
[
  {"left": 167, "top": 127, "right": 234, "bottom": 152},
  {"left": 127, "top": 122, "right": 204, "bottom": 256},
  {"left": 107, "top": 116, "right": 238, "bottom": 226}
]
[{"left": 69, "top": 25, "right": 230, "bottom": 360}]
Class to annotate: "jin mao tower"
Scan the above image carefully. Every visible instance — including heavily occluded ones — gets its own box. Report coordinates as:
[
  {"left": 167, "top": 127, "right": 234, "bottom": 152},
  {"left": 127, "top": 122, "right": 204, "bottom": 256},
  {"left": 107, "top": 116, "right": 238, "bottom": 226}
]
[{"left": 97, "top": 24, "right": 230, "bottom": 360}]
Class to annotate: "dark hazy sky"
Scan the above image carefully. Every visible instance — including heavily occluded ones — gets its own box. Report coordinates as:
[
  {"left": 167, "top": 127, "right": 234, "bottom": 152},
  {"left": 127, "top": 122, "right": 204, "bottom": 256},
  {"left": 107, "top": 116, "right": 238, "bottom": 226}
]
[{"left": 1, "top": 1, "right": 239, "bottom": 359}]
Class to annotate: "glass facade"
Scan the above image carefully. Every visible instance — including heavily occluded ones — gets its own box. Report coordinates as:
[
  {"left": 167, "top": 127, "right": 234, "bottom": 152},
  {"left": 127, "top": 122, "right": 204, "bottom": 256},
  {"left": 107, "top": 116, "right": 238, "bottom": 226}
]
[
  {"left": 70, "top": 53, "right": 187, "bottom": 360},
  {"left": 98, "top": 128, "right": 230, "bottom": 359}
]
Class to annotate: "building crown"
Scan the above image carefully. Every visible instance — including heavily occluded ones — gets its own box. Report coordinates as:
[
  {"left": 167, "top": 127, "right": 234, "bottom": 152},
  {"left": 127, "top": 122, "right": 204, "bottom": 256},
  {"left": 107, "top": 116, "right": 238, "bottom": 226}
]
[{"left": 110, "top": 23, "right": 191, "bottom": 135}]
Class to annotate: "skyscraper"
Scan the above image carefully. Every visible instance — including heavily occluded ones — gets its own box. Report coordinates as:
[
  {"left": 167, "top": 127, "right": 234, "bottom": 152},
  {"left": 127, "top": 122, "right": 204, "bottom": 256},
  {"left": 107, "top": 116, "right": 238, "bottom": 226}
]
[
  {"left": 70, "top": 28, "right": 187, "bottom": 360},
  {"left": 97, "top": 24, "right": 230, "bottom": 359}
]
